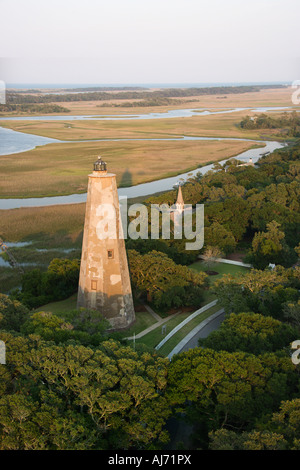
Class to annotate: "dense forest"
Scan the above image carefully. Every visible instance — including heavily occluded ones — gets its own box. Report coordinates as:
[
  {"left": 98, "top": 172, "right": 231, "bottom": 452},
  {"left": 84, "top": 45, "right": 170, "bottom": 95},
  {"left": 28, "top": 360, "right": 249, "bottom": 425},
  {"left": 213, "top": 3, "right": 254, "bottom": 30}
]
[
  {"left": 1, "top": 267, "right": 300, "bottom": 450},
  {"left": 145, "top": 140, "right": 300, "bottom": 269},
  {"left": 0, "top": 104, "right": 70, "bottom": 114},
  {"left": 0, "top": 139, "right": 299, "bottom": 450},
  {"left": 98, "top": 97, "right": 193, "bottom": 107}
]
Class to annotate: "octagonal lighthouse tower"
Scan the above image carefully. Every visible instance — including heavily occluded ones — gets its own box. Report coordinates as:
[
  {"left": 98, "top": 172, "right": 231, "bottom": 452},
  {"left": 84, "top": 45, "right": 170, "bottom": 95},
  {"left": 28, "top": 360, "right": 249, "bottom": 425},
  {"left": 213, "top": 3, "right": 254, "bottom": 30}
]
[{"left": 77, "top": 157, "right": 135, "bottom": 329}]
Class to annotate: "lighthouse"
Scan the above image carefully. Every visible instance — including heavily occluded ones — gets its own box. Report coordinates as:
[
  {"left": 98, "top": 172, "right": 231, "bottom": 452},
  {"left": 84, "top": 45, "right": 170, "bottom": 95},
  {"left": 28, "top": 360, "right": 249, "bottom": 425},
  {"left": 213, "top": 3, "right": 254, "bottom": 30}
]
[{"left": 77, "top": 157, "right": 135, "bottom": 329}]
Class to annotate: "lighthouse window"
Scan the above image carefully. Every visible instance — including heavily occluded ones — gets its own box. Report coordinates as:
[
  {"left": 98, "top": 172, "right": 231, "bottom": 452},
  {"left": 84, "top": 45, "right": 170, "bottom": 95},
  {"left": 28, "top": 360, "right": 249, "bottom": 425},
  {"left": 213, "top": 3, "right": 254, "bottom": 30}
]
[
  {"left": 107, "top": 250, "right": 114, "bottom": 259},
  {"left": 91, "top": 280, "right": 97, "bottom": 290}
]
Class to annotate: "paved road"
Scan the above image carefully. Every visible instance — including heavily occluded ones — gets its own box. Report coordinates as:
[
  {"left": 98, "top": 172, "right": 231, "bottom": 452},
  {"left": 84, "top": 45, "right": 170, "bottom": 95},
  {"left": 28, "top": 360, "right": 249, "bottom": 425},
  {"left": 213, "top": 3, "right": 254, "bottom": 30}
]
[
  {"left": 165, "top": 310, "right": 226, "bottom": 450},
  {"left": 178, "top": 310, "right": 225, "bottom": 353}
]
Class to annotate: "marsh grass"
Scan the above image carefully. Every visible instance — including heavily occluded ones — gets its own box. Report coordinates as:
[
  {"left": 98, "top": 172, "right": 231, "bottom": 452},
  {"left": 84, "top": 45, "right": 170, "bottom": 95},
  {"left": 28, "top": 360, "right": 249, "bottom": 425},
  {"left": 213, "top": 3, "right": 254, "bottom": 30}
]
[
  {"left": 0, "top": 109, "right": 280, "bottom": 142},
  {"left": 0, "top": 87, "right": 293, "bottom": 119},
  {"left": 0, "top": 139, "right": 261, "bottom": 198},
  {"left": 0, "top": 265, "right": 28, "bottom": 294},
  {"left": 0, "top": 204, "right": 85, "bottom": 243},
  {"left": 8, "top": 246, "right": 81, "bottom": 265}
]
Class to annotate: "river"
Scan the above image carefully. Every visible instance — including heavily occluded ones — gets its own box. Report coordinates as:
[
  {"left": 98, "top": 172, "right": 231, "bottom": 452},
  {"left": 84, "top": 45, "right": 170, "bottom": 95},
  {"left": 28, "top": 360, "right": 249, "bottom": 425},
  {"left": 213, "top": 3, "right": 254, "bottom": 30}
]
[{"left": 0, "top": 105, "right": 289, "bottom": 123}]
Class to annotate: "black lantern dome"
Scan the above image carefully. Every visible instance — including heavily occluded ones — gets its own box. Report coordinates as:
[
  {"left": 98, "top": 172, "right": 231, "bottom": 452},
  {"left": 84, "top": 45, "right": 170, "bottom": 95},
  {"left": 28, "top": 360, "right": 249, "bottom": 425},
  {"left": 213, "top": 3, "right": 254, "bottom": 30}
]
[{"left": 94, "top": 156, "right": 107, "bottom": 172}]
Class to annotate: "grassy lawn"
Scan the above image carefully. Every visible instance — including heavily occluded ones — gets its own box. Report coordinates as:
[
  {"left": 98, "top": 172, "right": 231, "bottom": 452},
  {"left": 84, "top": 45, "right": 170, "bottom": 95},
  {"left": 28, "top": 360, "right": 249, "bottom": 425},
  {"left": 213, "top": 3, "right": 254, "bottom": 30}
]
[
  {"left": 118, "top": 311, "right": 157, "bottom": 337},
  {"left": 31, "top": 290, "right": 219, "bottom": 352},
  {"left": 189, "top": 260, "right": 249, "bottom": 282},
  {"left": 33, "top": 293, "right": 78, "bottom": 314},
  {"left": 132, "top": 302, "right": 221, "bottom": 354},
  {"left": 158, "top": 304, "right": 221, "bottom": 356},
  {"left": 29, "top": 291, "right": 221, "bottom": 357},
  {"left": 201, "top": 289, "right": 217, "bottom": 304},
  {"left": 134, "top": 311, "right": 197, "bottom": 350},
  {"left": 34, "top": 294, "right": 157, "bottom": 337},
  {"left": 16, "top": 265, "right": 224, "bottom": 357}
]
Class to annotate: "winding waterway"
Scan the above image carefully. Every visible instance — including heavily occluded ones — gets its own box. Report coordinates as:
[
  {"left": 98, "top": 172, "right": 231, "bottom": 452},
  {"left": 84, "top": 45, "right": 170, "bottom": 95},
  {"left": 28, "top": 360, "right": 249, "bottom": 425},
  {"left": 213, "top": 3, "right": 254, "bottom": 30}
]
[
  {"left": 0, "top": 106, "right": 289, "bottom": 210},
  {"left": 0, "top": 105, "right": 290, "bottom": 123}
]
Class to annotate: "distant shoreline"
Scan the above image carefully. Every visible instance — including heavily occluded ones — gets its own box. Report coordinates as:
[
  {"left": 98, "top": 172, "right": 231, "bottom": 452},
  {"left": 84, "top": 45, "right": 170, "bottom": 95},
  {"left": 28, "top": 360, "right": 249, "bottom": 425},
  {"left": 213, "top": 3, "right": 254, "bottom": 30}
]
[{"left": 6, "top": 82, "right": 289, "bottom": 91}]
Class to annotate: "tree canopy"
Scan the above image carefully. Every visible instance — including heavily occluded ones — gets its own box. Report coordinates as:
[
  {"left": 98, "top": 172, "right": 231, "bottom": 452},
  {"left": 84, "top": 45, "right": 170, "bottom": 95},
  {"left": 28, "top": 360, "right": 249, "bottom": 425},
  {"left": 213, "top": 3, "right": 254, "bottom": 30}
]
[
  {"left": 0, "top": 333, "right": 170, "bottom": 450},
  {"left": 199, "top": 312, "right": 297, "bottom": 354},
  {"left": 128, "top": 249, "right": 208, "bottom": 309}
]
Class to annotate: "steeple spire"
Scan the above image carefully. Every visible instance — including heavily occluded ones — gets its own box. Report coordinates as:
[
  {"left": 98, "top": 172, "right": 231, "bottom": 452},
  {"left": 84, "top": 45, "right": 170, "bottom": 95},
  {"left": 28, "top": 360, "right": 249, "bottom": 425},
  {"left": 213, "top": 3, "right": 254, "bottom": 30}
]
[{"left": 176, "top": 185, "right": 184, "bottom": 206}]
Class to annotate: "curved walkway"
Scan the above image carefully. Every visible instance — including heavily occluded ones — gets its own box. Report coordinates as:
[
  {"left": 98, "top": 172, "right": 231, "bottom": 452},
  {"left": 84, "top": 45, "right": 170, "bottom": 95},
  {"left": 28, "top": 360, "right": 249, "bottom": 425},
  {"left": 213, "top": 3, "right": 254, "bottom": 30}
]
[
  {"left": 126, "top": 300, "right": 222, "bottom": 355},
  {"left": 168, "top": 308, "right": 225, "bottom": 359},
  {"left": 155, "top": 300, "right": 218, "bottom": 351}
]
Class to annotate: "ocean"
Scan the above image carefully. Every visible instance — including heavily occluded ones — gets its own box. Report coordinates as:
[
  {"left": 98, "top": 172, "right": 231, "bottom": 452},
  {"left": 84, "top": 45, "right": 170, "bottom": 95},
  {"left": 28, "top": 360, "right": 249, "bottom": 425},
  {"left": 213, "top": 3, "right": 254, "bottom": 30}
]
[{"left": 6, "top": 81, "right": 289, "bottom": 90}]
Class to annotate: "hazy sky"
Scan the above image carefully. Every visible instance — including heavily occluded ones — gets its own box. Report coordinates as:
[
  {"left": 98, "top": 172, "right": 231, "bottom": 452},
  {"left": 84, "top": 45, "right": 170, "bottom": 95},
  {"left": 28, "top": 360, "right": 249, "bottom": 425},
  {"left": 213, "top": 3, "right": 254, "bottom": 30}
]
[{"left": 0, "top": 0, "right": 299, "bottom": 84}]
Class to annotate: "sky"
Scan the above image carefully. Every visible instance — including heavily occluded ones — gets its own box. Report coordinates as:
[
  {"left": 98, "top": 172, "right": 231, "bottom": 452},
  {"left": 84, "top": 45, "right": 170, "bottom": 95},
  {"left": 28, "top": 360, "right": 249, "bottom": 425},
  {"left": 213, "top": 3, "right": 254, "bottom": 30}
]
[{"left": 0, "top": 0, "right": 299, "bottom": 85}]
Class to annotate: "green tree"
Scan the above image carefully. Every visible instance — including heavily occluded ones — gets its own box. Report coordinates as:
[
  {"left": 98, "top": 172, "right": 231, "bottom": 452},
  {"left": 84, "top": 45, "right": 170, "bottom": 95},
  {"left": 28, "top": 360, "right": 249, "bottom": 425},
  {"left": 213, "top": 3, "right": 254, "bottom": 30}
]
[
  {"left": 248, "top": 220, "right": 294, "bottom": 269},
  {"left": 283, "top": 300, "right": 300, "bottom": 331},
  {"left": 0, "top": 294, "right": 29, "bottom": 332},
  {"left": 21, "top": 309, "right": 110, "bottom": 346},
  {"left": 209, "top": 428, "right": 287, "bottom": 450},
  {"left": 0, "top": 332, "right": 171, "bottom": 450},
  {"left": 267, "top": 399, "right": 300, "bottom": 449},
  {"left": 128, "top": 250, "right": 207, "bottom": 308},
  {"left": 213, "top": 267, "right": 300, "bottom": 320},
  {"left": 15, "top": 258, "right": 80, "bottom": 309},
  {"left": 201, "top": 246, "right": 223, "bottom": 270},
  {"left": 167, "top": 348, "right": 298, "bottom": 447},
  {"left": 204, "top": 223, "right": 236, "bottom": 254},
  {"left": 209, "top": 398, "right": 300, "bottom": 450},
  {"left": 199, "top": 312, "right": 296, "bottom": 354}
]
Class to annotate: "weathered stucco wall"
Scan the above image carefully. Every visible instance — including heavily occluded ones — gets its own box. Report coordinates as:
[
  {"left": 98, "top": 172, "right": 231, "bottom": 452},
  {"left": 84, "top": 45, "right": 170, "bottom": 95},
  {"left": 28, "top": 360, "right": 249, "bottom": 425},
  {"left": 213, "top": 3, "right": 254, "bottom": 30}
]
[{"left": 77, "top": 170, "right": 135, "bottom": 329}]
